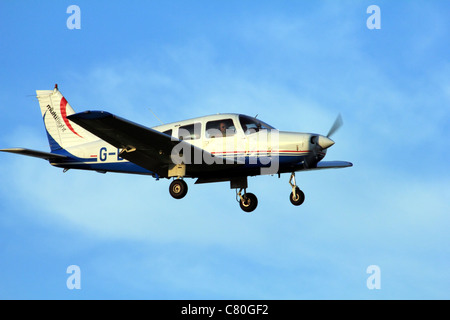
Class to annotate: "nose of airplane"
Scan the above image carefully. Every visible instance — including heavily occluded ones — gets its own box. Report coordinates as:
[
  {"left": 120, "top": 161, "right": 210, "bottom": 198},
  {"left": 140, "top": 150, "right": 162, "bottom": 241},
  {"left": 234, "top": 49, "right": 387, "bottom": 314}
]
[{"left": 317, "top": 135, "right": 335, "bottom": 149}]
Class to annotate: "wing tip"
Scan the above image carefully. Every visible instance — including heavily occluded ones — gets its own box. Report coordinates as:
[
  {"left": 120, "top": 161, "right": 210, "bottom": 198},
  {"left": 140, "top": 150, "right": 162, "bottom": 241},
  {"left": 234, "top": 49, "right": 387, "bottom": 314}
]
[{"left": 316, "top": 160, "right": 353, "bottom": 169}]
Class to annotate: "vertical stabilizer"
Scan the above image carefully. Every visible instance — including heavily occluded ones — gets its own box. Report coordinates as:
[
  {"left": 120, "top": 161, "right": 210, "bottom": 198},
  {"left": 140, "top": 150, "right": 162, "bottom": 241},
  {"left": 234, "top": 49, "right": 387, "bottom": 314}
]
[{"left": 36, "top": 85, "right": 96, "bottom": 151}]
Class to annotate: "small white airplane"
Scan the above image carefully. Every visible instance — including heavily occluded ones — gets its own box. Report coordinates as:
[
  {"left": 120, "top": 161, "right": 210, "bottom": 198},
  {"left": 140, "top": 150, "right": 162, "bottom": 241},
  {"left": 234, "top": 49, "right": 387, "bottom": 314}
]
[{"left": 1, "top": 85, "right": 352, "bottom": 212}]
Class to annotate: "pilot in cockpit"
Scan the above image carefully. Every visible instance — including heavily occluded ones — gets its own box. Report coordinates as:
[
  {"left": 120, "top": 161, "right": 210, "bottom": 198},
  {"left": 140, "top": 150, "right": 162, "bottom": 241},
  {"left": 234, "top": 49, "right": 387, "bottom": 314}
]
[{"left": 219, "top": 122, "right": 227, "bottom": 137}]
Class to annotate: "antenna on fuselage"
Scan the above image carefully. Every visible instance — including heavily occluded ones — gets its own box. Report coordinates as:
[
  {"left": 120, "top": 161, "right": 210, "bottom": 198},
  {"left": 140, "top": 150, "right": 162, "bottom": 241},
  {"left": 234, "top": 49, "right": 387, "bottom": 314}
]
[{"left": 148, "top": 108, "right": 164, "bottom": 125}]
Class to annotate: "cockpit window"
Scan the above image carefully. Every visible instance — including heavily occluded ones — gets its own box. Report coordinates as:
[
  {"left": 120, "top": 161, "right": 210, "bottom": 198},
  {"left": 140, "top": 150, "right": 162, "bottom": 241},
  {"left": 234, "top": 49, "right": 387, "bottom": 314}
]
[{"left": 239, "top": 115, "right": 274, "bottom": 135}]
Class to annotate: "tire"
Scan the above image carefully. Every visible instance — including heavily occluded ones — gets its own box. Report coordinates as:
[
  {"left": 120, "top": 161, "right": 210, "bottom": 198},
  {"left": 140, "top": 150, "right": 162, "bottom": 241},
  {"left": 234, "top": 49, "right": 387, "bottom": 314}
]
[
  {"left": 169, "top": 179, "right": 188, "bottom": 199},
  {"left": 290, "top": 187, "right": 305, "bottom": 206},
  {"left": 239, "top": 192, "right": 258, "bottom": 213}
]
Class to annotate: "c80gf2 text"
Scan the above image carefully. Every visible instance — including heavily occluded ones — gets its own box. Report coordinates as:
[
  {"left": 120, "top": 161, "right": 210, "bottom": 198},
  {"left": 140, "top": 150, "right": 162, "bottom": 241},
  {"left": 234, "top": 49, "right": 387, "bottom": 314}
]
[{"left": 225, "top": 304, "right": 268, "bottom": 315}]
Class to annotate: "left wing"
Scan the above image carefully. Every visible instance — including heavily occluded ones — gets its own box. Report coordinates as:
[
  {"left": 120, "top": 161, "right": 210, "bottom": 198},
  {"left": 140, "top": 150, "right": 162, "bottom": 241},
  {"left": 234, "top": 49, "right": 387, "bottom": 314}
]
[{"left": 67, "top": 111, "right": 242, "bottom": 177}]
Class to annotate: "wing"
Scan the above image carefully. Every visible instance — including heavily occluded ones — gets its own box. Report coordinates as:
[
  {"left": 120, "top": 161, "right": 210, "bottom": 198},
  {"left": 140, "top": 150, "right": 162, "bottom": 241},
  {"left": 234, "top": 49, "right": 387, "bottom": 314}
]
[
  {"left": 314, "top": 161, "right": 353, "bottom": 170},
  {"left": 67, "top": 111, "right": 241, "bottom": 178}
]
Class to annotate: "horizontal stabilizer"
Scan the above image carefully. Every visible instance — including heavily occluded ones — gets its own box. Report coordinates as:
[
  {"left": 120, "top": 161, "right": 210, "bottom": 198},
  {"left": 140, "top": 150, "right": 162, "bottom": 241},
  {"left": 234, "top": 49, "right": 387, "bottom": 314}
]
[{"left": 0, "top": 148, "right": 67, "bottom": 160}]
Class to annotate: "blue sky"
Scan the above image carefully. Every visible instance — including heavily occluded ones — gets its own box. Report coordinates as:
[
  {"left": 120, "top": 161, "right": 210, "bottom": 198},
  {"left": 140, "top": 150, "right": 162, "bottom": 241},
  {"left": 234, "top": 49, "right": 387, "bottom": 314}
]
[{"left": 0, "top": 0, "right": 449, "bottom": 299}]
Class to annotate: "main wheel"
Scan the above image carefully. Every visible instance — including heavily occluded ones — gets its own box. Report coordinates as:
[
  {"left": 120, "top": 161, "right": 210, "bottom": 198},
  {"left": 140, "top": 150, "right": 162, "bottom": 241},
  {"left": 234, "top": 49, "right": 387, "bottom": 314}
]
[
  {"left": 239, "top": 192, "right": 258, "bottom": 213},
  {"left": 290, "top": 187, "right": 305, "bottom": 206},
  {"left": 169, "top": 179, "right": 188, "bottom": 199}
]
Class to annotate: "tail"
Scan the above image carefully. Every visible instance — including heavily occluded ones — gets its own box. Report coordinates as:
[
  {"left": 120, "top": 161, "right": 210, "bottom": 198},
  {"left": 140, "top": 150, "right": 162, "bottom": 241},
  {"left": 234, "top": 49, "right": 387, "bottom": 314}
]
[{"left": 37, "top": 85, "right": 97, "bottom": 151}]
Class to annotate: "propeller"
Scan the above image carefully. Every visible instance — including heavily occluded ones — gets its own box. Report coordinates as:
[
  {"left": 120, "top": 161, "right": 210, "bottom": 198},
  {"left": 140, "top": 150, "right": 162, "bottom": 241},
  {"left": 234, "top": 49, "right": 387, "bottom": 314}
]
[
  {"left": 326, "top": 113, "right": 343, "bottom": 138},
  {"left": 304, "top": 114, "right": 343, "bottom": 168}
]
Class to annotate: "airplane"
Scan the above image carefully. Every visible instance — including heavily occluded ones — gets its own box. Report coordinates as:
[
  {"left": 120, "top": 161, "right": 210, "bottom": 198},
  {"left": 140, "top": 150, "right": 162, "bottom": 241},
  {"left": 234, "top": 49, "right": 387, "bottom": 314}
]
[{"left": 1, "top": 85, "right": 352, "bottom": 213}]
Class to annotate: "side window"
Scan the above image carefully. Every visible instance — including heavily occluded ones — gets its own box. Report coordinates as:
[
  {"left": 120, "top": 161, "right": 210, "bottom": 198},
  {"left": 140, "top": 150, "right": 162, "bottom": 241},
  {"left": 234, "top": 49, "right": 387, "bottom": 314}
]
[
  {"left": 178, "top": 123, "right": 201, "bottom": 140},
  {"left": 205, "top": 119, "right": 236, "bottom": 138},
  {"left": 162, "top": 129, "right": 172, "bottom": 137}
]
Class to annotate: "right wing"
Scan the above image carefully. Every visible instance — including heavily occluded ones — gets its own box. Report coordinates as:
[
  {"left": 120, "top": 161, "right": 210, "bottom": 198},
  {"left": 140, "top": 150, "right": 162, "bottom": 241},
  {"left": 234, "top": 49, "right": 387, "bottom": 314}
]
[{"left": 313, "top": 161, "right": 353, "bottom": 170}]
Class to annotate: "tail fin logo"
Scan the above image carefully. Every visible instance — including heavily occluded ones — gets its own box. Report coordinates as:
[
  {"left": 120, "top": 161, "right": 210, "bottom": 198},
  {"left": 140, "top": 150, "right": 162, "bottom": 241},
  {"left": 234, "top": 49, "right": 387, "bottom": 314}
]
[
  {"left": 60, "top": 97, "right": 83, "bottom": 138},
  {"left": 45, "top": 104, "right": 66, "bottom": 133}
]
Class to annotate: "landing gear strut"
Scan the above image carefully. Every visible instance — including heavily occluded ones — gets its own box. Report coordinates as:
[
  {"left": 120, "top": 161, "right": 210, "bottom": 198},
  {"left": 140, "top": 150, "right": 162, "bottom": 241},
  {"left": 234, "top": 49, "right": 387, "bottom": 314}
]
[
  {"left": 289, "top": 173, "right": 305, "bottom": 206},
  {"left": 236, "top": 188, "right": 258, "bottom": 213},
  {"left": 169, "top": 179, "right": 188, "bottom": 199}
]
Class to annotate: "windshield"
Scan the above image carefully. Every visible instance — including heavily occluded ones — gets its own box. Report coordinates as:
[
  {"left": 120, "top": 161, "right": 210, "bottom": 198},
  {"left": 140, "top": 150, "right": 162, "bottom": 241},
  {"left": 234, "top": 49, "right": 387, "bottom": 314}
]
[{"left": 239, "top": 115, "right": 275, "bottom": 135}]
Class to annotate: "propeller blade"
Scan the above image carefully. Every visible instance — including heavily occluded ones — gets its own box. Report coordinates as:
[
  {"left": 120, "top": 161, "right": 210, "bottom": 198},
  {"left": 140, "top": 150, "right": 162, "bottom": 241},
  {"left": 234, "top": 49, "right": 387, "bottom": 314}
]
[{"left": 327, "top": 114, "right": 343, "bottom": 138}]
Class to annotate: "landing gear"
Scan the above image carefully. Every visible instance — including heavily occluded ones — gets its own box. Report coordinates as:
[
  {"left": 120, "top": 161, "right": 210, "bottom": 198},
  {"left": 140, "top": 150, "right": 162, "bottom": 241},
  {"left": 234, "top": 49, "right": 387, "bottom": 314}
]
[
  {"left": 290, "top": 187, "right": 305, "bottom": 206},
  {"left": 231, "top": 177, "right": 258, "bottom": 213},
  {"left": 237, "top": 189, "right": 258, "bottom": 213},
  {"left": 289, "top": 173, "right": 305, "bottom": 206},
  {"left": 169, "top": 179, "right": 188, "bottom": 199}
]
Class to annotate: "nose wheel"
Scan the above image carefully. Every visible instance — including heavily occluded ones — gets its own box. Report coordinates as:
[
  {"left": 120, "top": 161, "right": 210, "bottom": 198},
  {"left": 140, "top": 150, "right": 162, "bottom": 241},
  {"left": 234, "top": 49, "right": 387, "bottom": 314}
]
[{"left": 289, "top": 173, "right": 305, "bottom": 206}]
